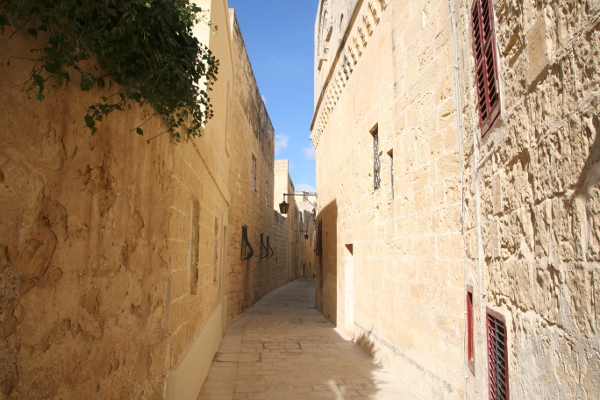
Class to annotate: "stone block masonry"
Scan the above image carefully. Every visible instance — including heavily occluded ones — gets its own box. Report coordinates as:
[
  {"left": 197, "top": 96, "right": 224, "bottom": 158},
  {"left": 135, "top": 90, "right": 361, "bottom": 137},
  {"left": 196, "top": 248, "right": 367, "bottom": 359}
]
[
  {"left": 311, "top": 1, "right": 464, "bottom": 399},
  {"left": 0, "top": 1, "right": 305, "bottom": 399},
  {"left": 312, "top": 0, "right": 600, "bottom": 399},
  {"left": 457, "top": 0, "right": 600, "bottom": 398}
]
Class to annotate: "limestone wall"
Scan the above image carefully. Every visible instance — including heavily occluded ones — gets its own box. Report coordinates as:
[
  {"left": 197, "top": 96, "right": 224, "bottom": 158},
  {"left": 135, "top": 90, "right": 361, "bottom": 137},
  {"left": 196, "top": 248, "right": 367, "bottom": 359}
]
[
  {"left": 166, "top": 0, "right": 234, "bottom": 374},
  {"left": 0, "top": 2, "right": 294, "bottom": 399},
  {"left": 314, "top": 0, "right": 360, "bottom": 103},
  {"left": 455, "top": 0, "right": 600, "bottom": 398},
  {"left": 0, "top": 29, "right": 176, "bottom": 399},
  {"left": 297, "top": 203, "right": 316, "bottom": 279},
  {"left": 311, "top": 0, "right": 464, "bottom": 399},
  {"left": 274, "top": 160, "right": 298, "bottom": 282},
  {"left": 224, "top": 13, "right": 293, "bottom": 323}
]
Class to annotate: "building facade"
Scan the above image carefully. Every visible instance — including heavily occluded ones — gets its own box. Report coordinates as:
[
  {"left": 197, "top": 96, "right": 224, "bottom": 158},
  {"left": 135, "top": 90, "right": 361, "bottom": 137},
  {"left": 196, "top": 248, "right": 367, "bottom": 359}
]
[
  {"left": 0, "top": 2, "right": 302, "bottom": 399},
  {"left": 456, "top": 0, "right": 600, "bottom": 399},
  {"left": 297, "top": 193, "right": 317, "bottom": 279},
  {"left": 312, "top": 0, "right": 600, "bottom": 399},
  {"left": 312, "top": 1, "right": 465, "bottom": 398}
]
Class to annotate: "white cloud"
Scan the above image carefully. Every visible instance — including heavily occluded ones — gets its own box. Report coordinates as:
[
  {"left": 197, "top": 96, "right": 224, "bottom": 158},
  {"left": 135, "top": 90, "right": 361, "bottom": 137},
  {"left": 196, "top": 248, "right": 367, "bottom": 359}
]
[
  {"left": 261, "top": 95, "right": 268, "bottom": 104},
  {"left": 302, "top": 146, "right": 316, "bottom": 160},
  {"left": 295, "top": 183, "right": 316, "bottom": 192},
  {"left": 275, "top": 133, "right": 290, "bottom": 154}
]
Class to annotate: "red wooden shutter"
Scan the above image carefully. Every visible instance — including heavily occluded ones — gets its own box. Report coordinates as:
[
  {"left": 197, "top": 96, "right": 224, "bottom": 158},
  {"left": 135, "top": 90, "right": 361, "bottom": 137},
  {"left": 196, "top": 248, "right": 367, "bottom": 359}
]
[
  {"left": 467, "top": 289, "right": 475, "bottom": 373},
  {"left": 472, "top": 0, "right": 500, "bottom": 136},
  {"left": 487, "top": 310, "right": 509, "bottom": 400}
]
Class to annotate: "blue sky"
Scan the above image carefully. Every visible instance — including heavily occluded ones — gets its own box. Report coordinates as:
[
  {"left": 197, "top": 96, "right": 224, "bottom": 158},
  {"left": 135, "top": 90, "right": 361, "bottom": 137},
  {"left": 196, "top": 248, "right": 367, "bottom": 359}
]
[{"left": 227, "top": 0, "right": 319, "bottom": 192}]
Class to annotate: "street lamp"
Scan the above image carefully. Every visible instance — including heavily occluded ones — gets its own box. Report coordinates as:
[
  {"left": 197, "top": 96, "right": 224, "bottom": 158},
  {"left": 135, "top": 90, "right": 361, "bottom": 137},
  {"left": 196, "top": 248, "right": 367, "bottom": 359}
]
[
  {"left": 279, "top": 199, "right": 290, "bottom": 214},
  {"left": 278, "top": 192, "right": 317, "bottom": 214},
  {"left": 294, "top": 230, "right": 310, "bottom": 240}
]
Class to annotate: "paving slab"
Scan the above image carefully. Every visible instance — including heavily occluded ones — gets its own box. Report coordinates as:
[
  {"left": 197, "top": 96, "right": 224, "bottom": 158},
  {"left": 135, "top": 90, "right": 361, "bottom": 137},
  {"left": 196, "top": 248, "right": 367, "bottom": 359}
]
[{"left": 198, "top": 279, "right": 424, "bottom": 400}]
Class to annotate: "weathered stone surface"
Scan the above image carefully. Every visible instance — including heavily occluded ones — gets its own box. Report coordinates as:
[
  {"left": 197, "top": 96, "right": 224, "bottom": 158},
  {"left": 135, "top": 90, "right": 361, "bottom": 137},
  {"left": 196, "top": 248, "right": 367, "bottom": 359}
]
[
  {"left": 458, "top": 0, "right": 600, "bottom": 398},
  {"left": 313, "top": 0, "right": 600, "bottom": 398},
  {"left": 0, "top": 2, "right": 303, "bottom": 399},
  {"left": 312, "top": 1, "right": 464, "bottom": 399}
]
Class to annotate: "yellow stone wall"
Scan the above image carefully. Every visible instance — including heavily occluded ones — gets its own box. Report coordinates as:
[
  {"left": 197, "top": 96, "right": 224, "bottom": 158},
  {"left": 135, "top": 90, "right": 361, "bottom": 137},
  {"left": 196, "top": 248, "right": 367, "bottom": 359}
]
[
  {"left": 297, "top": 200, "right": 317, "bottom": 279},
  {"left": 0, "top": 28, "right": 176, "bottom": 399},
  {"left": 225, "top": 17, "right": 294, "bottom": 323},
  {"left": 455, "top": 0, "right": 600, "bottom": 398},
  {"left": 167, "top": 0, "right": 233, "bottom": 373},
  {"left": 311, "top": 1, "right": 464, "bottom": 399},
  {"left": 0, "top": 2, "right": 296, "bottom": 399}
]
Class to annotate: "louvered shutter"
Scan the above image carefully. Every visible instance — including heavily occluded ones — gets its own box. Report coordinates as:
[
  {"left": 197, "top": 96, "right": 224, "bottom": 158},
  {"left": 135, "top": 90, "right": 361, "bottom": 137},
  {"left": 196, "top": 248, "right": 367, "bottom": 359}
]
[{"left": 472, "top": 0, "right": 501, "bottom": 136}]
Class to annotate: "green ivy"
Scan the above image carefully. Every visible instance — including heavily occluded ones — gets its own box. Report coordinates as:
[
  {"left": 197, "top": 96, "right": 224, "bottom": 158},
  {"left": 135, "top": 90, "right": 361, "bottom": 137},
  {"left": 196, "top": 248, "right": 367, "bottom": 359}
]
[{"left": 0, "top": 0, "right": 219, "bottom": 142}]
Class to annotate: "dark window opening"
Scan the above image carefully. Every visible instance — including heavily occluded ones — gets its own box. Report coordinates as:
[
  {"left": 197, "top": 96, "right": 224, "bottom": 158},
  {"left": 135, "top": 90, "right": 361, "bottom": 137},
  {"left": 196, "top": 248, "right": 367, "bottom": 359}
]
[
  {"left": 388, "top": 149, "right": 394, "bottom": 199},
  {"left": 487, "top": 309, "right": 509, "bottom": 400},
  {"left": 189, "top": 198, "right": 200, "bottom": 297},
  {"left": 316, "top": 220, "right": 323, "bottom": 256},
  {"left": 251, "top": 155, "right": 257, "bottom": 192}
]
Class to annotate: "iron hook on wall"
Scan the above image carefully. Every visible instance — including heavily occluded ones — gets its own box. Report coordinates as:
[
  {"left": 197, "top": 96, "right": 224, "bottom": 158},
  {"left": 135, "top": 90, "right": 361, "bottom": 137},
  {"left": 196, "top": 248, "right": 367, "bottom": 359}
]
[
  {"left": 266, "top": 236, "right": 274, "bottom": 258},
  {"left": 260, "top": 233, "right": 268, "bottom": 259},
  {"left": 241, "top": 226, "right": 254, "bottom": 260}
]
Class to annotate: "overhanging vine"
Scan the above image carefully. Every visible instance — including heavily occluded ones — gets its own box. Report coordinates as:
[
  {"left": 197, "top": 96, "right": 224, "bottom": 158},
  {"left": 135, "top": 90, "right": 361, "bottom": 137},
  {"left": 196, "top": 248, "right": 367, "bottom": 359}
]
[{"left": 0, "top": 0, "right": 219, "bottom": 142}]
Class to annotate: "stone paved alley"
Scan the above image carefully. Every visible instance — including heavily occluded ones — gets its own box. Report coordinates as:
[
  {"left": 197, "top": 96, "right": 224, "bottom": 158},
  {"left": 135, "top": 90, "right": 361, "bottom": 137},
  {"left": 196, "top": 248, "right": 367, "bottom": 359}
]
[{"left": 199, "top": 280, "right": 424, "bottom": 400}]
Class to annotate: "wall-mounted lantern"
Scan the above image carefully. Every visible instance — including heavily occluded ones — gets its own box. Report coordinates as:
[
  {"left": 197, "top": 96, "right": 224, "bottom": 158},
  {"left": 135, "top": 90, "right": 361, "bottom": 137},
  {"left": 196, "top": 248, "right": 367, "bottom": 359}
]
[
  {"left": 295, "top": 230, "right": 310, "bottom": 240},
  {"left": 279, "top": 199, "right": 290, "bottom": 214},
  {"left": 279, "top": 192, "right": 317, "bottom": 215}
]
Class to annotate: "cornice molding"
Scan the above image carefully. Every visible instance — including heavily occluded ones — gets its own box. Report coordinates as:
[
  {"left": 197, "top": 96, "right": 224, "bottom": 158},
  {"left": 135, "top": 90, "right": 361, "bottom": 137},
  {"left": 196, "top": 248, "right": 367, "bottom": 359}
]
[{"left": 310, "top": 0, "right": 388, "bottom": 148}]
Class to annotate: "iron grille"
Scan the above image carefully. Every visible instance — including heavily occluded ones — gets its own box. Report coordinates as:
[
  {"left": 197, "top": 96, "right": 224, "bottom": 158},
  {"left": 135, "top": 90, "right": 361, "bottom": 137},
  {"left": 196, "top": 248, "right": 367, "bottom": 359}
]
[
  {"left": 487, "top": 310, "right": 509, "bottom": 400},
  {"left": 265, "top": 180, "right": 269, "bottom": 207},
  {"left": 373, "top": 130, "right": 381, "bottom": 190},
  {"left": 471, "top": 0, "right": 500, "bottom": 136}
]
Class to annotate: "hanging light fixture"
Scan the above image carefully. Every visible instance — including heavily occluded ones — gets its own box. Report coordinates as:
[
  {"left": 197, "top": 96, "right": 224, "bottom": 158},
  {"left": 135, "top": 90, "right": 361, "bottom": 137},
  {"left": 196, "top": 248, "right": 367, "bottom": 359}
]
[
  {"left": 279, "top": 199, "right": 290, "bottom": 214},
  {"left": 278, "top": 192, "right": 317, "bottom": 215}
]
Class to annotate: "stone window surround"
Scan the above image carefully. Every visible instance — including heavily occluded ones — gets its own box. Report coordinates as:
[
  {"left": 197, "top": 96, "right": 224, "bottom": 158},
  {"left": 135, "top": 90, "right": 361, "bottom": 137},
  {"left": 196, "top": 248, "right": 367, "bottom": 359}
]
[
  {"left": 466, "top": 285, "right": 475, "bottom": 374},
  {"left": 188, "top": 198, "right": 200, "bottom": 299},
  {"left": 251, "top": 155, "right": 257, "bottom": 193},
  {"left": 471, "top": 0, "right": 501, "bottom": 137},
  {"left": 371, "top": 124, "right": 381, "bottom": 191}
]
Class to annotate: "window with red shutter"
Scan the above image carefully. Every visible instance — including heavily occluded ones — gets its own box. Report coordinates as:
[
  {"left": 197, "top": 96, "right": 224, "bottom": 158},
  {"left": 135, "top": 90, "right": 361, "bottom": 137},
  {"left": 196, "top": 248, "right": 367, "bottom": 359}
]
[
  {"left": 471, "top": 0, "right": 500, "bottom": 136},
  {"left": 467, "top": 287, "right": 475, "bottom": 373},
  {"left": 487, "top": 309, "right": 509, "bottom": 400}
]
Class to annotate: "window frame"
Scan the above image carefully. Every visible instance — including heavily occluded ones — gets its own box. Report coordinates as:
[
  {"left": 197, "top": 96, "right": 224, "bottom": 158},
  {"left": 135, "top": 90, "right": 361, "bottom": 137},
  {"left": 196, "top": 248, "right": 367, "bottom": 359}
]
[
  {"left": 371, "top": 125, "right": 381, "bottom": 191},
  {"left": 188, "top": 198, "right": 200, "bottom": 298},
  {"left": 315, "top": 220, "right": 323, "bottom": 256},
  {"left": 265, "top": 180, "right": 269, "bottom": 207},
  {"left": 487, "top": 308, "right": 509, "bottom": 400},
  {"left": 471, "top": 0, "right": 501, "bottom": 137},
  {"left": 387, "top": 149, "right": 394, "bottom": 200},
  {"left": 251, "top": 155, "right": 257, "bottom": 193},
  {"left": 466, "top": 286, "right": 475, "bottom": 374}
]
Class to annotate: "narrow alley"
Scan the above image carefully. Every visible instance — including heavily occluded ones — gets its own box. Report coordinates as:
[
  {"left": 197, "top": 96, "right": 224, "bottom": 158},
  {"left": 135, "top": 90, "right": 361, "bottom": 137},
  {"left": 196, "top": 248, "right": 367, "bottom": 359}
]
[{"left": 199, "top": 280, "right": 423, "bottom": 400}]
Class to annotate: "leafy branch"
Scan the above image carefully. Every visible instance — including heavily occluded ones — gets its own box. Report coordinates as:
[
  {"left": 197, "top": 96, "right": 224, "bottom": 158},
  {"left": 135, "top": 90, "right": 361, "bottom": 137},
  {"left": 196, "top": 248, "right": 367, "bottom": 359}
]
[{"left": 0, "top": 0, "right": 220, "bottom": 142}]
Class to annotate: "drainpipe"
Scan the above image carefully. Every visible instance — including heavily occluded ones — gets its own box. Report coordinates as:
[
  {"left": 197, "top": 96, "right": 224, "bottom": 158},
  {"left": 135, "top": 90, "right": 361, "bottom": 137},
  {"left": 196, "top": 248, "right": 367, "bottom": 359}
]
[
  {"left": 450, "top": 0, "right": 485, "bottom": 398},
  {"left": 448, "top": 0, "right": 470, "bottom": 398}
]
